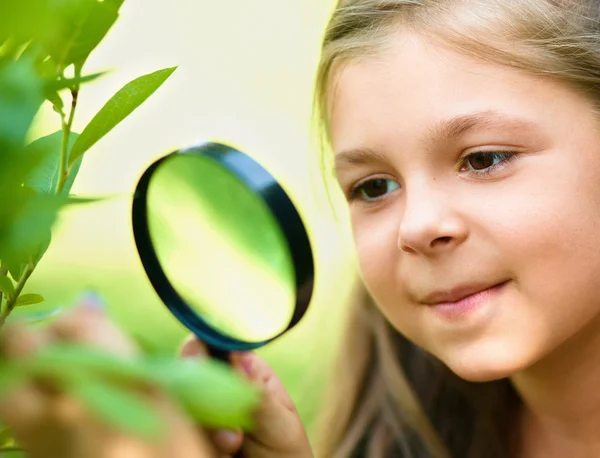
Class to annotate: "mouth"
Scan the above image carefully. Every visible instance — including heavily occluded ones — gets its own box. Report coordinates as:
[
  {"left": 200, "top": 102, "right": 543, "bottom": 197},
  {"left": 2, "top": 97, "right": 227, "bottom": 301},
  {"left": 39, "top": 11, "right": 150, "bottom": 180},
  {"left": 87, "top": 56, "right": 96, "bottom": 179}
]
[
  {"left": 422, "top": 281, "right": 508, "bottom": 305},
  {"left": 420, "top": 281, "right": 509, "bottom": 320}
]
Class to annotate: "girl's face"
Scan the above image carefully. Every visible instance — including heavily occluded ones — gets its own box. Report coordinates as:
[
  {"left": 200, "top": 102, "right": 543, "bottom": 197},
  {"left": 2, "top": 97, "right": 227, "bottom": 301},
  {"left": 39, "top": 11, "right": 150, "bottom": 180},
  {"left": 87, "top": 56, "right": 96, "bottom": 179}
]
[{"left": 330, "top": 33, "right": 600, "bottom": 381}]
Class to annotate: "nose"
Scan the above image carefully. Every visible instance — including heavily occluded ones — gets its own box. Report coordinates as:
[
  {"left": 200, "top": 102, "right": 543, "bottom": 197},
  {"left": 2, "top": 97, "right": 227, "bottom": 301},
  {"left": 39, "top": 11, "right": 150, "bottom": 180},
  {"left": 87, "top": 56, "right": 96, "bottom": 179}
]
[{"left": 398, "top": 183, "right": 468, "bottom": 256}]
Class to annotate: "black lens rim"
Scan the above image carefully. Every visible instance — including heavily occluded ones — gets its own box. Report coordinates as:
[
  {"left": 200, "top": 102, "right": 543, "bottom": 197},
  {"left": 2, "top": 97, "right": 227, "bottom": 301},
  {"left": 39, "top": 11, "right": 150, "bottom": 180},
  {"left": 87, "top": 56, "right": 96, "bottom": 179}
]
[{"left": 131, "top": 142, "right": 315, "bottom": 352}]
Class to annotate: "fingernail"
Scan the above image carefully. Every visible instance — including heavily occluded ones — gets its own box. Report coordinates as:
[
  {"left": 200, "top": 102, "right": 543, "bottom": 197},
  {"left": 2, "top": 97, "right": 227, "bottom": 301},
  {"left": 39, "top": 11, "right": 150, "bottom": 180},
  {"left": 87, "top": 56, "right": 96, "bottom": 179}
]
[
  {"left": 78, "top": 291, "right": 105, "bottom": 313},
  {"left": 215, "top": 429, "right": 240, "bottom": 448}
]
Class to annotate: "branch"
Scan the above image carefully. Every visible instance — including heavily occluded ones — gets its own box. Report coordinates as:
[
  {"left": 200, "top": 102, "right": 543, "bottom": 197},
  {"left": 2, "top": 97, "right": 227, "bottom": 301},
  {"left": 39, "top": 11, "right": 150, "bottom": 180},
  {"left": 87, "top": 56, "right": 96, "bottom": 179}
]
[
  {"left": 56, "top": 65, "right": 82, "bottom": 195},
  {"left": 0, "top": 263, "right": 35, "bottom": 328},
  {"left": 0, "top": 263, "right": 7, "bottom": 310}
]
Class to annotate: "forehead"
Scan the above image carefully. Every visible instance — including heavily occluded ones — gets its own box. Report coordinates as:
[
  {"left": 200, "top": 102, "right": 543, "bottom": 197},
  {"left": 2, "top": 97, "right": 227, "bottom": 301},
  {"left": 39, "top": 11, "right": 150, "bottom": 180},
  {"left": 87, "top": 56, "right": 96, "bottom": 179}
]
[{"left": 328, "top": 33, "right": 576, "bottom": 153}]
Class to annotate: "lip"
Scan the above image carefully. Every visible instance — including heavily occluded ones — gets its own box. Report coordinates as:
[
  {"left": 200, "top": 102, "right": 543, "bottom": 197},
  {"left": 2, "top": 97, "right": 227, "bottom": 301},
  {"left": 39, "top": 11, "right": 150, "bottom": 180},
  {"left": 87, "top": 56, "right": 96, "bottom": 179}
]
[
  {"left": 422, "top": 281, "right": 508, "bottom": 320},
  {"left": 422, "top": 281, "right": 506, "bottom": 305}
]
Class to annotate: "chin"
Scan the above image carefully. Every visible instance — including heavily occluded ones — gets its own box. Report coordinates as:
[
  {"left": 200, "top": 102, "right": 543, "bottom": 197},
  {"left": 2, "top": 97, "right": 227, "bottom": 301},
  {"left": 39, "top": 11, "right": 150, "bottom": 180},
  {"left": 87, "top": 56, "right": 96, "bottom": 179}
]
[{"left": 434, "top": 340, "right": 536, "bottom": 383}]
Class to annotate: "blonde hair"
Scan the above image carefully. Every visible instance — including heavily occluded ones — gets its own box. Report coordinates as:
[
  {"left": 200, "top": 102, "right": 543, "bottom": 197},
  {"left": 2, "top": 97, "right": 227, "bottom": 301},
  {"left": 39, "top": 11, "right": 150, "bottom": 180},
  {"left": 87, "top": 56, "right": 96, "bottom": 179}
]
[{"left": 312, "top": 1, "right": 600, "bottom": 457}]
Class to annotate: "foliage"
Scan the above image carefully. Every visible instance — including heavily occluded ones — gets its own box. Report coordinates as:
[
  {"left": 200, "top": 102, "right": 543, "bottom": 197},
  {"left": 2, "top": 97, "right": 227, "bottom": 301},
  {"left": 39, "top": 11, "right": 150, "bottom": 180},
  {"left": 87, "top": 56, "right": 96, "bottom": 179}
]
[
  {"left": 0, "top": 0, "right": 261, "bottom": 453},
  {"left": 0, "top": 344, "right": 260, "bottom": 436}
]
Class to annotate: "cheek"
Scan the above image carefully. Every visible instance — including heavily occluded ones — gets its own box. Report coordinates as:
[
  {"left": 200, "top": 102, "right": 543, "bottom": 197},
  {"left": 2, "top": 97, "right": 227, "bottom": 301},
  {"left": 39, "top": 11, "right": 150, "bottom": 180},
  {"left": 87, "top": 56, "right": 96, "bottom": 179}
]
[
  {"left": 483, "top": 155, "right": 600, "bottom": 354},
  {"left": 352, "top": 209, "right": 398, "bottom": 288},
  {"left": 351, "top": 210, "right": 421, "bottom": 333},
  {"left": 506, "top": 192, "right": 600, "bottom": 325}
]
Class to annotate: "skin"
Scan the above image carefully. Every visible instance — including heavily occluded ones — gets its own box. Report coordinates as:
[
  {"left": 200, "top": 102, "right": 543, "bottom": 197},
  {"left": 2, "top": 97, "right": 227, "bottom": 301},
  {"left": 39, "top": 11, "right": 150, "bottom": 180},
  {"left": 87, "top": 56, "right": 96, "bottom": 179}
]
[{"left": 330, "top": 32, "right": 600, "bottom": 457}]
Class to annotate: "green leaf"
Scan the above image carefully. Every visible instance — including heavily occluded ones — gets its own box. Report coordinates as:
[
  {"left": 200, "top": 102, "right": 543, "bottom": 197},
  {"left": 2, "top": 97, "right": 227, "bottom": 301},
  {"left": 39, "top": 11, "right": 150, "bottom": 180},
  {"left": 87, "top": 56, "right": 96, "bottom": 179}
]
[
  {"left": 148, "top": 358, "right": 261, "bottom": 430},
  {"left": 26, "top": 344, "right": 154, "bottom": 383},
  {"left": 69, "top": 66, "right": 177, "bottom": 166},
  {"left": 23, "top": 131, "right": 80, "bottom": 196},
  {"left": 10, "top": 343, "right": 259, "bottom": 433},
  {"left": 0, "top": 0, "right": 52, "bottom": 44},
  {"left": 45, "top": 71, "right": 106, "bottom": 92},
  {"left": 0, "top": 59, "right": 44, "bottom": 154},
  {"left": 7, "top": 306, "right": 63, "bottom": 324},
  {"left": 0, "top": 276, "right": 15, "bottom": 297},
  {"left": 68, "top": 376, "right": 165, "bottom": 439},
  {"left": 6, "top": 262, "right": 24, "bottom": 282},
  {"left": 0, "top": 188, "right": 65, "bottom": 269},
  {"left": 46, "top": 91, "right": 65, "bottom": 113},
  {"left": 15, "top": 293, "right": 44, "bottom": 307},
  {"left": 43, "top": 0, "right": 122, "bottom": 69}
]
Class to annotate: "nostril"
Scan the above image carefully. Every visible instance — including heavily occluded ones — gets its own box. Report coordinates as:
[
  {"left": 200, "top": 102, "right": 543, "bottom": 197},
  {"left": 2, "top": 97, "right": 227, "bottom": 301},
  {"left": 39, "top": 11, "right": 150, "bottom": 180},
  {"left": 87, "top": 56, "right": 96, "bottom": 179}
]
[{"left": 432, "top": 236, "right": 453, "bottom": 247}]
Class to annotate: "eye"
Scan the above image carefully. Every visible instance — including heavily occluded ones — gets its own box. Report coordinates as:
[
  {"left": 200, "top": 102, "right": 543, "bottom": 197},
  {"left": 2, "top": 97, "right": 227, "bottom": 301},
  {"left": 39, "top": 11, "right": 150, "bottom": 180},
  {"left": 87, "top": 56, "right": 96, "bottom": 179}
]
[
  {"left": 460, "top": 151, "right": 516, "bottom": 176},
  {"left": 350, "top": 178, "right": 400, "bottom": 202}
]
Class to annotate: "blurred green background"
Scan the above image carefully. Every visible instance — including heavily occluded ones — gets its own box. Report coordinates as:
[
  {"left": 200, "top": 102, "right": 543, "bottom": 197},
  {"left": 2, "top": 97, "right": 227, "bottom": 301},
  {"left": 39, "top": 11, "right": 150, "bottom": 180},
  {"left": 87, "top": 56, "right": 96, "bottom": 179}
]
[{"left": 22, "top": 0, "right": 359, "bottom": 436}]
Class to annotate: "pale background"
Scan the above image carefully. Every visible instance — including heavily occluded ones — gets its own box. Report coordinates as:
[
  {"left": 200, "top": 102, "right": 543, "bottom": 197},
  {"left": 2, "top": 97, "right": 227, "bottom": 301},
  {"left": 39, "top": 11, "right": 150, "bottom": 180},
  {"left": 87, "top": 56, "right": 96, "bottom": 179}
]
[{"left": 25, "top": 0, "right": 359, "bottom": 432}]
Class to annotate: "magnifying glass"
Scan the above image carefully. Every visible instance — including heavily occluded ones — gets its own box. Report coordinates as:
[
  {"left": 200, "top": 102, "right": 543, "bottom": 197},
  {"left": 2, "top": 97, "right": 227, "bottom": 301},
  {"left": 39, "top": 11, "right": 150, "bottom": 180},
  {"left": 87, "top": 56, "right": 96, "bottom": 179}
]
[{"left": 131, "top": 142, "right": 315, "bottom": 362}]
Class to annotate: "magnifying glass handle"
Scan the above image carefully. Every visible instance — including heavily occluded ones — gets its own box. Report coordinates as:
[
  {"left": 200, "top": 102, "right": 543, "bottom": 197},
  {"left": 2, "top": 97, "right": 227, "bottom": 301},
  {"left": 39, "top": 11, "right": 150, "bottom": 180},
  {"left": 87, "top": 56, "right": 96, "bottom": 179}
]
[
  {"left": 207, "top": 347, "right": 245, "bottom": 458},
  {"left": 208, "top": 347, "right": 231, "bottom": 363}
]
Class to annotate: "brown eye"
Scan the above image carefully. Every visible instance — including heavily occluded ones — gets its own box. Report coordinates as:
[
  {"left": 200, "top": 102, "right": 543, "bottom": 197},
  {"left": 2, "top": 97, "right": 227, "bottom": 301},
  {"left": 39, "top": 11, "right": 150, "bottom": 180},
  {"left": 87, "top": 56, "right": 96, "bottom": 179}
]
[
  {"left": 352, "top": 178, "right": 400, "bottom": 201},
  {"left": 461, "top": 151, "right": 516, "bottom": 175},
  {"left": 467, "top": 152, "right": 494, "bottom": 170}
]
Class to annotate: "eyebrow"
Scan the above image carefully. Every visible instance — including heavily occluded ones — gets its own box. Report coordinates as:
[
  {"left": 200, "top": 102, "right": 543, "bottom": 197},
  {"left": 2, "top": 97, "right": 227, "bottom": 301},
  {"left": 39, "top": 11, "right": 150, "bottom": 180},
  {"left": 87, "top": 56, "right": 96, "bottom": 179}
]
[
  {"left": 334, "top": 147, "right": 390, "bottom": 174},
  {"left": 423, "top": 110, "right": 539, "bottom": 145},
  {"left": 334, "top": 110, "right": 539, "bottom": 174}
]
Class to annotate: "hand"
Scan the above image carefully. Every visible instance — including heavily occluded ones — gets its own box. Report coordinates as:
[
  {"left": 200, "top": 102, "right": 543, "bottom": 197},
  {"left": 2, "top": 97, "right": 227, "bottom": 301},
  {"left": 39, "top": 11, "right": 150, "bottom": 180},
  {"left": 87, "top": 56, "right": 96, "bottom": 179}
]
[
  {"left": 180, "top": 336, "right": 314, "bottom": 458},
  {"left": 0, "top": 296, "right": 218, "bottom": 458}
]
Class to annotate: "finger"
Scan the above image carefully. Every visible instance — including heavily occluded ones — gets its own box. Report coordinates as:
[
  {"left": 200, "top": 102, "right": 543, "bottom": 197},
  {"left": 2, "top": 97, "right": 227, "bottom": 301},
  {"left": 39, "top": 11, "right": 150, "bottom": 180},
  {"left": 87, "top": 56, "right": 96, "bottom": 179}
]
[
  {"left": 206, "top": 428, "right": 243, "bottom": 455},
  {"left": 179, "top": 337, "right": 243, "bottom": 455},
  {"left": 49, "top": 292, "right": 138, "bottom": 357},
  {"left": 231, "top": 352, "right": 296, "bottom": 412},
  {"left": 0, "top": 322, "right": 51, "bottom": 359},
  {"left": 0, "top": 383, "right": 46, "bottom": 433},
  {"left": 0, "top": 326, "right": 77, "bottom": 451},
  {"left": 229, "top": 352, "right": 311, "bottom": 455},
  {"left": 179, "top": 335, "right": 209, "bottom": 359}
]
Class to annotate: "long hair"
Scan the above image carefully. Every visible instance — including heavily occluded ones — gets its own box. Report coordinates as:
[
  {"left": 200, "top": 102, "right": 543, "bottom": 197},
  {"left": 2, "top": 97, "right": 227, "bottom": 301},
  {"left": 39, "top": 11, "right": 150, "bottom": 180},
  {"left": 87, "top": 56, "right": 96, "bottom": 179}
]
[{"left": 312, "top": 1, "right": 600, "bottom": 457}]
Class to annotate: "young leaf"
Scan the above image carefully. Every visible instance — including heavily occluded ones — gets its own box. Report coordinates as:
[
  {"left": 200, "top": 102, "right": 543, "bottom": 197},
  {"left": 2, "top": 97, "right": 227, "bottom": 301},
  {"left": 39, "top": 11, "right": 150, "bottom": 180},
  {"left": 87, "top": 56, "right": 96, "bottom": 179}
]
[
  {"left": 147, "top": 358, "right": 261, "bottom": 430},
  {"left": 23, "top": 131, "right": 80, "bottom": 196},
  {"left": 7, "top": 306, "right": 63, "bottom": 324},
  {"left": 26, "top": 343, "right": 155, "bottom": 383},
  {"left": 15, "top": 294, "right": 44, "bottom": 307},
  {"left": 46, "top": 91, "right": 65, "bottom": 114},
  {"left": 0, "top": 59, "right": 44, "bottom": 154},
  {"left": 43, "top": 0, "right": 122, "bottom": 69},
  {"left": 67, "top": 376, "right": 165, "bottom": 439},
  {"left": 0, "top": 188, "right": 65, "bottom": 269},
  {"left": 0, "top": 0, "right": 52, "bottom": 45},
  {"left": 69, "top": 66, "right": 177, "bottom": 166},
  {"left": 5, "top": 261, "right": 24, "bottom": 282},
  {"left": 45, "top": 71, "right": 106, "bottom": 92},
  {"left": 0, "top": 276, "right": 15, "bottom": 298}
]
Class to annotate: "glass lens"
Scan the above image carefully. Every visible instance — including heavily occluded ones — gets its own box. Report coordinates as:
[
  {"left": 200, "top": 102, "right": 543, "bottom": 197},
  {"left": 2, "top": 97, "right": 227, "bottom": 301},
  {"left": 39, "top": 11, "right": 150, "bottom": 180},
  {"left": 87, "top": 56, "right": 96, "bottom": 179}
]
[{"left": 146, "top": 154, "right": 296, "bottom": 342}]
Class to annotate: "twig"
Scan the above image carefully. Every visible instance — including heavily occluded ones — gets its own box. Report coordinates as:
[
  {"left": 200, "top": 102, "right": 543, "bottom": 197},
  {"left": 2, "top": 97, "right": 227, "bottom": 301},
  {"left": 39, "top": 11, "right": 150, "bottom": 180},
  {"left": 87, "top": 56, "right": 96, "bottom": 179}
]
[
  {"left": 56, "top": 65, "right": 82, "bottom": 195},
  {"left": 0, "top": 263, "right": 7, "bottom": 311},
  {"left": 0, "top": 263, "right": 35, "bottom": 328}
]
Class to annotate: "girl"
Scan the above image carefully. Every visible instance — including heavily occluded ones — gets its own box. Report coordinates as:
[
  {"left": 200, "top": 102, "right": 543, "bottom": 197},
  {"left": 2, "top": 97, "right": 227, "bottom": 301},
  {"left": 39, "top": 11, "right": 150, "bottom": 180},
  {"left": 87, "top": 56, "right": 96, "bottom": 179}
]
[
  {"left": 315, "top": 1, "right": 600, "bottom": 457},
  {"left": 5, "top": 0, "right": 600, "bottom": 457}
]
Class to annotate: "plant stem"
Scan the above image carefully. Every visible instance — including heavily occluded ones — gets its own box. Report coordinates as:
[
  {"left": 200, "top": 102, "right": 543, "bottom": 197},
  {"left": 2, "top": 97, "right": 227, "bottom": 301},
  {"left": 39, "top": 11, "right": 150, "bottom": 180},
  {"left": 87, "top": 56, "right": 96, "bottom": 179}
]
[
  {"left": 0, "top": 263, "right": 35, "bottom": 328},
  {"left": 0, "top": 265, "right": 7, "bottom": 314},
  {"left": 56, "top": 66, "right": 82, "bottom": 195}
]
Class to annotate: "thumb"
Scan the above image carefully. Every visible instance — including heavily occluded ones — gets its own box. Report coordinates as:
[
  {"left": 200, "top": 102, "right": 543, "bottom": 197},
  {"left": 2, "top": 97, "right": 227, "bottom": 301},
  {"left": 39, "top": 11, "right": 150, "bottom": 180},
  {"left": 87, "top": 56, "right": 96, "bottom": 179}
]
[{"left": 230, "top": 352, "right": 312, "bottom": 457}]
